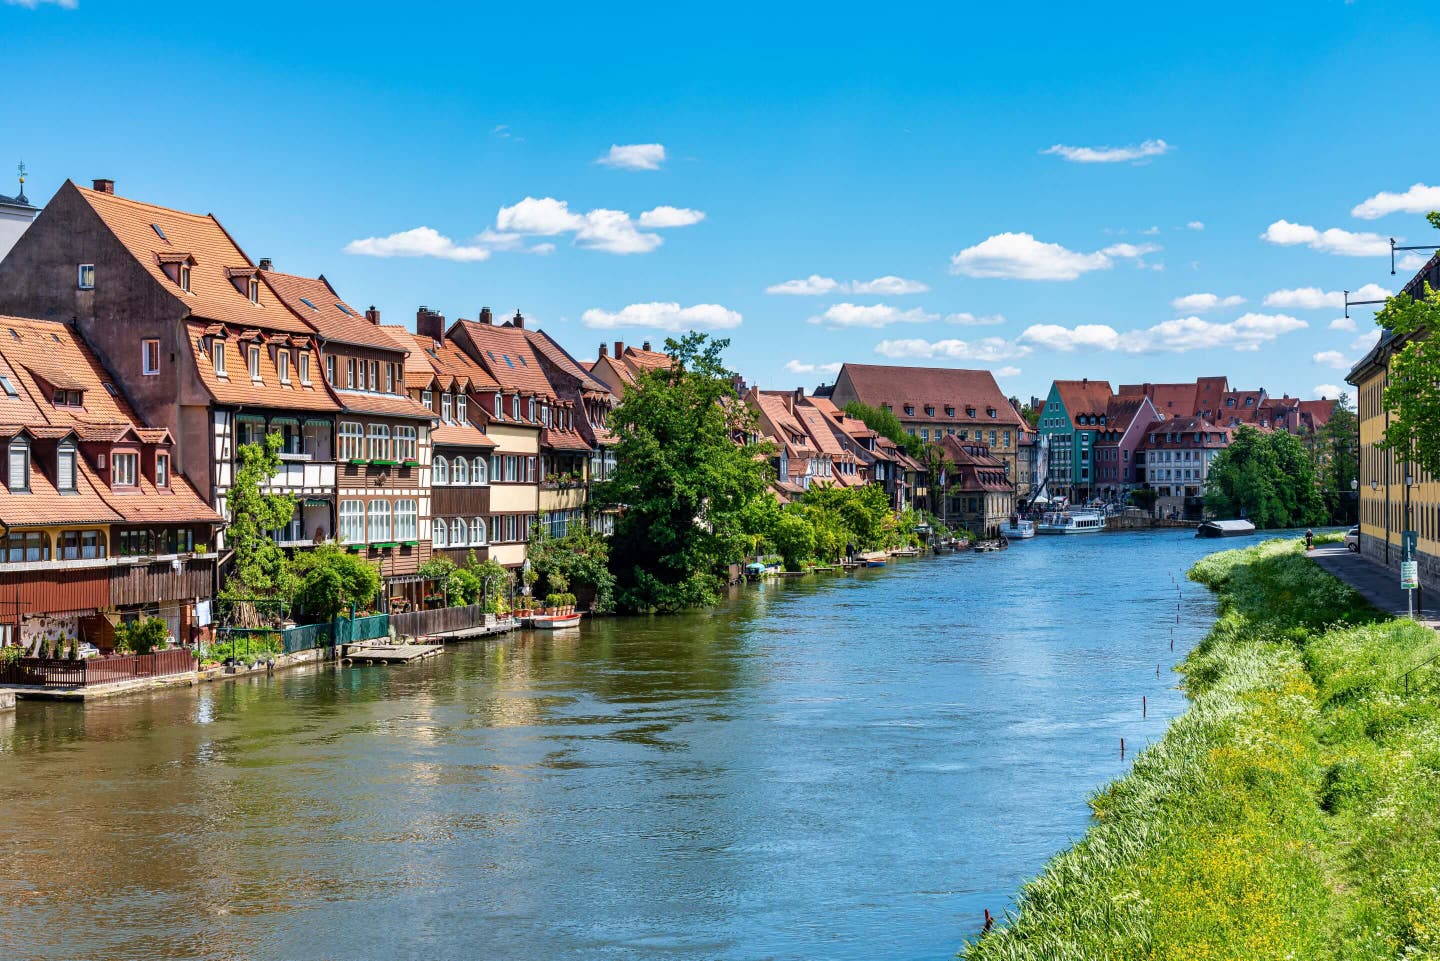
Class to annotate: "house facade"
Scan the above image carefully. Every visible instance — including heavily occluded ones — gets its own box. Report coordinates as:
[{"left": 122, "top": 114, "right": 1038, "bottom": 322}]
[
  {"left": 937, "top": 436, "right": 1015, "bottom": 538},
  {"left": 1139, "top": 416, "right": 1231, "bottom": 518},
  {"left": 1036, "top": 379, "right": 1114, "bottom": 503}
]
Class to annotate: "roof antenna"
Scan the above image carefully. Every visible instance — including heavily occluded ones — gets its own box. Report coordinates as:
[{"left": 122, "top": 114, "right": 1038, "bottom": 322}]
[{"left": 15, "top": 161, "right": 27, "bottom": 205}]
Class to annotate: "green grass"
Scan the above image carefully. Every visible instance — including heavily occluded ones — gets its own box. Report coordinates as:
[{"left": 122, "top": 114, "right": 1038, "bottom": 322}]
[{"left": 962, "top": 538, "right": 1440, "bottom": 960}]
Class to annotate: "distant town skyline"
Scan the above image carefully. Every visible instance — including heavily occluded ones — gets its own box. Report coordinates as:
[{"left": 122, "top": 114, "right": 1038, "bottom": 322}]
[{"left": 4, "top": 0, "right": 1434, "bottom": 404}]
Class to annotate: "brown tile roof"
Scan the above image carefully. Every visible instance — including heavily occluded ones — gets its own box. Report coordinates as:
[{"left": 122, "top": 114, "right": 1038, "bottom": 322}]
[
  {"left": 388, "top": 328, "right": 502, "bottom": 393},
  {"left": 0, "top": 452, "right": 124, "bottom": 529},
  {"left": 838, "top": 363, "right": 1022, "bottom": 427},
  {"left": 0, "top": 316, "right": 141, "bottom": 430},
  {"left": 1053, "top": 379, "right": 1114, "bottom": 427},
  {"left": 453, "top": 320, "right": 558, "bottom": 399},
  {"left": 541, "top": 428, "right": 593, "bottom": 452},
  {"left": 187, "top": 321, "right": 339, "bottom": 412},
  {"left": 261, "top": 270, "right": 404, "bottom": 352},
  {"left": 431, "top": 423, "right": 496, "bottom": 449},
  {"left": 331, "top": 389, "right": 434, "bottom": 420},
  {"left": 101, "top": 468, "right": 220, "bottom": 525},
  {"left": 73, "top": 183, "right": 313, "bottom": 334},
  {"left": 1118, "top": 381, "right": 1199, "bottom": 415},
  {"left": 524, "top": 329, "right": 611, "bottom": 393}
]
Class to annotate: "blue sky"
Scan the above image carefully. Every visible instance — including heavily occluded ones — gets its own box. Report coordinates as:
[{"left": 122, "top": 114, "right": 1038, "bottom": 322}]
[{"left": 5, "top": 0, "right": 1437, "bottom": 405}]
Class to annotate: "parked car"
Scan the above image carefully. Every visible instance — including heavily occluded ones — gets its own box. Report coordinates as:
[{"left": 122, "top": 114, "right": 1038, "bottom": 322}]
[{"left": 1344, "top": 526, "right": 1360, "bottom": 553}]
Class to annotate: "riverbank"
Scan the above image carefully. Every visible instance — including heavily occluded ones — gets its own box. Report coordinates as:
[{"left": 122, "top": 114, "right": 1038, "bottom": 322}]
[{"left": 963, "top": 537, "right": 1440, "bottom": 959}]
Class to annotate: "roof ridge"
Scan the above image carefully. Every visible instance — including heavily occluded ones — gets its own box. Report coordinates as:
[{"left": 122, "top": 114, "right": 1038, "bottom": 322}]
[{"left": 75, "top": 182, "right": 218, "bottom": 223}]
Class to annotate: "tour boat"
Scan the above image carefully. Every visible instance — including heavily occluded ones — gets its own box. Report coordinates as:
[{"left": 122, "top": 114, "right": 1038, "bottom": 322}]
[
  {"left": 531, "top": 613, "right": 582, "bottom": 630},
  {"left": 1000, "top": 517, "right": 1036, "bottom": 540},
  {"left": 1196, "top": 519, "right": 1257, "bottom": 538},
  {"left": 1034, "top": 509, "right": 1106, "bottom": 535}
]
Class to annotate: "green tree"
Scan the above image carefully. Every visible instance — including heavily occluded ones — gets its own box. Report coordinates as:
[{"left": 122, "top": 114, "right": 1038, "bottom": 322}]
[
  {"left": 598, "top": 333, "right": 775, "bottom": 612},
  {"left": 1204, "top": 426, "right": 1326, "bottom": 528},
  {"left": 843, "top": 400, "right": 923, "bottom": 457},
  {"left": 1376, "top": 274, "right": 1440, "bottom": 478},
  {"left": 220, "top": 432, "right": 297, "bottom": 623},
  {"left": 1319, "top": 394, "right": 1358, "bottom": 521},
  {"left": 526, "top": 526, "right": 617, "bottom": 613},
  {"left": 772, "top": 510, "right": 816, "bottom": 571},
  {"left": 1269, "top": 429, "right": 1328, "bottom": 527},
  {"left": 291, "top": 542, "right": 382, "bottom": 622}
]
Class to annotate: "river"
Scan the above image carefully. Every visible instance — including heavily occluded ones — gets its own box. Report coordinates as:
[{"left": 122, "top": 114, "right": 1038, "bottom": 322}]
[{"left": 0, "top": 529, "right": 1231, "bottom": 961}]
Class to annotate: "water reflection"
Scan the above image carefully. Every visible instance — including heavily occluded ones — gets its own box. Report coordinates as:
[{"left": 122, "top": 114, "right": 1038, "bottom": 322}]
[{"left": 0, "top": 531, "right": 1231, "bottom": 961}]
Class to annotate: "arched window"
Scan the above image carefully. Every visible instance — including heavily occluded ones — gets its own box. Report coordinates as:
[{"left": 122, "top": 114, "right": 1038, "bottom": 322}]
[
  {"left": 433, "top": 455, "right": 449, "bottom": 486},
  {"left": 432, "top": 517, "right": 447, "bottom": 548},
  {"left": 471, "top": 517, "right": 486, "bottom": 545},
  {"left": 473, "top": 456, "right": 488, "bottom": 485},
  {"left": 452, "top": 456, "right": 469, "bottom": 486},
  {"left": 451, "top": 518, "right": 465, "bottom": 545}
]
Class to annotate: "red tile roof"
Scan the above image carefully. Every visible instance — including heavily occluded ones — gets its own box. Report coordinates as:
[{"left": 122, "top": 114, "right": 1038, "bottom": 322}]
[
  {"left": 837, "top": 363, "right": 1022, "bottom": 427},
  {"left": 187, "top": 322, "right": 339, "bottom": 412},
  {"left": 524, "top": 328, "right": 611, "bottom": 394},
  {"left": 261, "top": 269, "right": 404, "bottom": 352},
  {"left": 453, "top": 320, "right": 557, "bottom": 399},
  {"left": 1053, "top": 379, "right": 1114, "bottom": 427},
  {"left": 331, "top": 389, "right": 434, "bottom": 420},
  {"left": 431, "top": 423, "right": 496, "bottom": 449}
]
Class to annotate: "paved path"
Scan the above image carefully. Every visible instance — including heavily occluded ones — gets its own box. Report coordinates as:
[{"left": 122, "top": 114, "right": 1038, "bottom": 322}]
[{"left": 1308, "top": 543, "right": 1440, "bottom": 622}]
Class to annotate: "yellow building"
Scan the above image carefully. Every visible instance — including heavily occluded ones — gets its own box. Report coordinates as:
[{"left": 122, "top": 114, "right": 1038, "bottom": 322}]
[{"left": 1348, "top": 259, "right": 1440, "bottom": 589}]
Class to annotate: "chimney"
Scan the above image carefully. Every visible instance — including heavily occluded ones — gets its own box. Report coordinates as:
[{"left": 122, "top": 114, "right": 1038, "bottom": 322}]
[
  {"left": 794, "top": 387, "right": 805, "bottom": 407},
  {"left": 642, "top": 340, "right": 652, "bottom": 351},
  {"left": 614, "top": 341, "right": 625, "bottom": 357},
  {"left": 784, "top": 391, "right": 795, "bottom": 414},
  {"left": 479, "top": 307, "right": 493, "bottom": 325},
  {"left": 92, "top": 178, "right": 114, "bottom": 195},
  {"left": 416, "top": 306, "right": 445, "bottom": 342},
  {"left": 512, "top": 310, "right": 525, "bottom": 330},
  {"left": 257, "top": 257, "right": 273, "bottom": 271},
  {"left": 364, "top": 306, "right": 381, "bottom": 325},
  {"left": 1082, "top": 377, "right": 1088, "bottom": 387},
  {"left": 599, "top": 342, "right": 609, "bottom": 357}
]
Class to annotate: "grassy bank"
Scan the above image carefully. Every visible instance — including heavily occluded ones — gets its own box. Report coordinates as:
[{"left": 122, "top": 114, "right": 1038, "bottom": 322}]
[{"left": 963, "top": 538, "right": 1440, "bottom": 960}]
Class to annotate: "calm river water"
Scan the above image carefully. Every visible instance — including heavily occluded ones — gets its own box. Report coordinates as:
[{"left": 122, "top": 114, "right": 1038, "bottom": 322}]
[{"left": 0, "top": 530, "right": 1233, "bottom": 961}]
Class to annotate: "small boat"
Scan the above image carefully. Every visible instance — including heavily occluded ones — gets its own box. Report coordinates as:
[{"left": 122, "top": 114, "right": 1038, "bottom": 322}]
[
  {"left": 743, "top": 561, "right": 768, "bottom": 582},
  {"left": 860, "top": 551, "right": 888, "bottom": 567},
  {"left": 1035, "top": 509, "right": 1106, "bottom": 534},
  {"left": 531, "top": 613, "right": 582, "bottom": 630},
  {"left": 1196, "top": 519, "right": 1257, "bottom": 538},
  {"left": 890, "top": 547, "right": 920, "bottom": 557},
  {"left": 1001, "top": 517, "right": 1036, "bottom": 540}
]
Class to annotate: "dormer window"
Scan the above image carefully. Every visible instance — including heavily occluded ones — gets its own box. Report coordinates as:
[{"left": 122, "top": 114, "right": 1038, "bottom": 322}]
[
  {"left": 299, "top": 353, "right": 311, "bottom": 385},
  {"left": 277, "top": 350, "right": 291, "bottom": 384},
  {"left": 422, "top": 389, "right": 433, "bottom": 409},
  {"left": 494, "top": 392, "right": 504, "bottom": 421},
  {"left": 155, "top": 452, "right": 169, "bottom": 488},
  {"left": 248, "top": 345, "right": 262, "bottom": 381},
  {"left": 248, "top": 278, "right": 260, "bottom": 304},
  {"left": 904, "top": 405, "right": 915, "bottom": 415},
  {"left": 8, "top": 437, "right": 29, "bottom": 493},
  {"left": 512, "top": 395, "right": 520, "bottom": 420},
  {"left": 966, "top": 406, "right": 976, "bottom": 417},
  {"left": 441, "top": 393, "right": 453, "bottom": 423},
  {"left": 57, "top": 440, "right": 76, "bottom": 492},
  {"left": 112, "top": 452, "right": 137, "bottom": 487},
  {"left": 180, "top": 264, "right": 192, "bottom": 292},
  {"left": 945, "top": 406, "right": 955, "bottom": 416},
  {"left": 528, "top": 398, "right": 536, "bottom": 422},
  {"left": 213, "top": 340, "right": 227, "bottom": 377},
  {"left": 456, "top": 395, "right": 467, "bottom": 424},
  {"left": 385, "top": 364, "right": 395, "bottom": 394},
  {"left": 327, "top": 356, "right": 337, "bottom": 385},
  {"left": 924, "top": 405, "right": 935, "bottom": 416}
]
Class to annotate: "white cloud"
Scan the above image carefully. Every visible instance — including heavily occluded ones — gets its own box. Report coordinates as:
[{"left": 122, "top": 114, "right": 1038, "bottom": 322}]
[
  {"left": 3, "top": 0, "right": 76, "bottom": 7},
  {"left": 850, "top": 275, "right": 930, "bottom": 295},
  {"left": 1263, "top": 283, "right": 1390, "bottom": 309},
  {"left": 946, "top": 312, "right": 1007, "bottom": 326},
  {"left": 1328, "top": 316, "right": 1356, "bottom": 331},
  {"left": 1313, "top": 384, "right": 1355, "bottom": 404},
  {"left": 1041, "top": 139, "right": 1173, "bottom": 164},
  {"left": 995, "top": 366, "right": 1022, "bottom": 377},
  {"left": 581, "top": 302, "right": 741, "bottom": 331},
  {"left": 784, "top": 360, "right": 843, "bottom": 375},
  {"left": 1186, "top": 221, "right": 1205, "bottom": 231},
  {"left": 1398, "top": 252, "right": 1430, "bottom": 272},
  {"left": 809, "top": 303, "right": 938, "bottom": 328},
  {"left": 764, "top": 274, "right": 928, "bottom": 296},
  {"left": 1351, "top": 330, "right": 1381, "bottom": 353},
  {"left": 1140, "top": 226, "right": 1160, "bottom": 236},
  {"left": 874, "top": 337, "right": 1031, "bottom": 362},
  {"left": 1312, "top": 350, "right": 1350, "bottom": 369},
  {"left": 574, "top": 208, "right": 662, "bottom": 254},
  {"left": 1351, "top": 183, "right": 1440, "bottom": 219},
  {"left": 496, "top": 196, "right": 585, "bottom": 235},
  {"left": 637, "top": 206, "right": 705, "bottom": 228},
  {"left": 596, "top": 143, "right": 666, "bottom": 171},
  {"left": 1260, "top": 220, "right": 1391, "bottom": 256},
  {"left": 1171, "top": 293, "right": 1245, "bottom": 312},
  {"left": 343, "top": 226, "right": 492, "bottom": 262},
  {"left": 1018, "top": 312, "right": 1307, "bottom": 354},
  {"left": 949, "top": 232, "right": 1159, "bottom": 280}
]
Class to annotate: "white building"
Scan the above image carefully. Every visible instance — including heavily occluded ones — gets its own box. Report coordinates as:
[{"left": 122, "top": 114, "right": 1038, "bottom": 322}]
[{"left": 0, "top": 168, "right": 38, "bottom": 262}]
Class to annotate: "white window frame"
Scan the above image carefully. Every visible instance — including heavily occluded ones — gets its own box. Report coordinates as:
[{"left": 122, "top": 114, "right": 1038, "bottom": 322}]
[
  {"left": 451, "top": 518, "right": 465, "bottom": 546},
  {"left": 453, "top": 456, "right": 469, "bottom": 486},
  {"left": 142, "top": 339, "right": 160, "bottom": 376},
  {"left": 433, "top": 455, "right": 449, "bottom": 486},
  {"left": 299, "top": 352, "right": 311, "bottom": 385},
  {"left": 339, "top": 500, "right": 366, "bottom": 545},
  {"left": 112, "top": 451, "right": 137, "bottom": 487},
  {"left": 441, "top": 394, "right": 452, "bottom": 424},
  {"left": 248, "top": 345, "right": 262, "bottom": 381},
  {"left": 368, "top": 500, "right": 391, "bottom": 542},
  {"left": 179, "top": 264, "right": 191, "bottom": 292},
  {"left": 394, "top": 500, "right": 417, "bottom": 542},
  {"left": 494, "top": 392, "right": 504, "bottom": 421},
  {"left": 277, "top": 350, "right": 291, "bottom": 384},
  {"left": 213, "top": 341, "right": 227, "bottom": 377},
  {"left": 77, "top": 264, "right": 95, "bottom": 290},
  {"left": 57, "top": 441, "right": 76, "bottom": 492},
  {"left": 367, "top": 423, "right": 390, "bottom": 460},
  {"left": 338, "top": 421, "right": 364, "bottom": 461},
  {"left": 432, "top": 517, "right": 447, "bottom": 548},
  {"left": 155, "top": 452, "right": 169, "bottom": 488},
  {"left": 422, "top": 389, "right": 434, "bottom": 409},
  {"left": 473, "top": 456, "right": 488, "bottom": 486},
  {"left": 8, "top": 438, "right": 29, "bottom": 492},
  {"left": 327, "top": 355, "right": 337, "bottom": 385},
  {"left": 395, "top": 425, "right": 417, "bottom": 462},
  {"left": 248, "top": 278, "right": 260, "bottom": 304},
  {"left": 456, "top": 395, "right": 467, "bottom": 424},
  {"left": 385, "top": 364, "right": 395, "bottom": 394},
  {"left": 471, "top": 517, "right": 487, "bottom": 545}
]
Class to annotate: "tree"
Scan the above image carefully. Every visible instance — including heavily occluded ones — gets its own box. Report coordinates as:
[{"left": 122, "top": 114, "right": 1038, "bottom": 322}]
[
  {"left": 843, "top": 400, "right": 923, "bottom": 457},
  {"left": 1376, "top": 275, "right": 1440, "bottom": 478},
  {"left": 1205, "top": 426, "right": 1325, "bottom": 528},
  {"left": 598, "top": 333, "right": 774, "bottom": 612},
  {"left": 772, "top": 510, "right": 816, "bottom": 571},
  {"left": 220, "top": 432, "right": 297, "bottom": 623},
  {"left": 1318, "top": 394, "right": 1358, "bottom": 523},
  {"left": 1269, "top": 429, "right": 1328, "bottom": 527},
  {"left": 526, "top": 526, "right": 617, "bottom": 613},
  {"left": 291, "top": 542, "right": 382, "bottom": 622}
]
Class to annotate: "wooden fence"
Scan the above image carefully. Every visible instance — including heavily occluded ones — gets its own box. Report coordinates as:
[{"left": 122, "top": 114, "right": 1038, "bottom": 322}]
[
  {"left": 389, "top": 604, "right": 491, "bottom": 639},
  {"left": 0, "top": 648, "right": 195, "bottom": 687}
]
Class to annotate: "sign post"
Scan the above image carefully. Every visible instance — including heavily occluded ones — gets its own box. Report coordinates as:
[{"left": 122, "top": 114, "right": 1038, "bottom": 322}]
[{"left": 1402, "top": 530, "right": 1419, "bottom": 619}]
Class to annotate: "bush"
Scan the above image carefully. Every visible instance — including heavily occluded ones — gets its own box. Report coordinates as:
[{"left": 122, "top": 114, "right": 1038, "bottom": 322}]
[
  {"left": 544, "top": 592, "right": 576, "bottom": 609},
  {"left": 208, "top": 632, "right": 282, "bottom": 663},
  {"left": 114, "top": 617, "right": 170, "bottom": 655},
  {"left": 445, "top": 568, "right": 481, "bottom": 606},
  {"left": 292, "top": 543, "right": 382, "bottom": 622}
]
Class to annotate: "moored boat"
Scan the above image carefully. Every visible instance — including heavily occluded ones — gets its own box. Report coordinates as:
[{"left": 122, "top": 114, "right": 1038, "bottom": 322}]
[
  {"left": 531, "top": 613, "right": 582, "bottom": 630},
  {"left": 1196, "top": 519, "right": 1257, "bottom": 538},
  {"left": 1001, "top": 517, "right": 1036, "bottom": 540},
  {"left": 859, "top": 551, "right": 888, "bottom": 567},
  {"left": 1034, "top": 509, "right": 1106, "bottom": 535}
]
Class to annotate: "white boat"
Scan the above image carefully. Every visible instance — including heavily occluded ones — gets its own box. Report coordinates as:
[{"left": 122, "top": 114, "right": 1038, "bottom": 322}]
[
  {"left": 1001, "top": 518, "right": 1035, "bottom": 539},
  {"left": 1196, "top": 519, "right": 1256, "bottom": 539},
  {"left": 1035, "top": 509, "right": 1106, "bottom": 534},
  {"left": 531, "top": 613, "right": 582, "bottom": 630}
]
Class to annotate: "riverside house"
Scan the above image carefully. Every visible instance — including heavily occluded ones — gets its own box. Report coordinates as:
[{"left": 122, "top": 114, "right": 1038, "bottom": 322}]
[
  {"left": 937, "top": 435, "right": 1015, "bottom": 538},
  {"left": 0, "top": 179, "right": 341, "bottom": 557},
  {"left": 1035, "top": 378, "right": 1115, "bottom": 504},
  {"left": 0, "top": 314, "right": 220, "bottom": 651},
  {"left": 1090, "top": 395, "right": 1162, "bottom": 503},
  {"left": 261, "top": 269, "right": 437, "bottom": 607},
  {"left": 1139, "top": 416, "right": 1232, "bottom": 519}
]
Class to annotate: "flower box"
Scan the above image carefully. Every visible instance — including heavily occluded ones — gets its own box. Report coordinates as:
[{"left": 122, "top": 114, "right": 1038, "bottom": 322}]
[
  {"left": 348, "top": 458, "right": 369, "bottom": 466},
  {"left": 371, "top": 459, "right": 398, "bottom": 467},
  {"left": 402, "top": 540, "right": 419, "bottom": 547},
  {"left": 402, "top": 459, "right": 420, "bottom": 467},
  {"left": 370, "top": 541, "right": 398, "bottom": 549}
]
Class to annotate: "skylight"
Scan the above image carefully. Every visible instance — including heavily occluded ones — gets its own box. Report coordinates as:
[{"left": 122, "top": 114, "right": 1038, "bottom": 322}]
[
  {"left": 103, "top": 383, "right": 117, "bottom": 396},
  {"left": 519, "top": 357, "right": 528, "bottom": 367},
  {"left": 335, "top": 304, "right": 353, "bottom": 316},
  {"left": 152, "top": 223, "right": 169, "bottom": 242},
  {"left": 0, "top": 377, "right": 16, "bottom": 398},
  {"left": 299, "top": 297, "right": 318, "bottom": 311},
  {"left": 487, "top": 351, "right": 496, "bottom": 362},
  {"left": 504, "top": 355, "right": 514, "bottom": 368}
]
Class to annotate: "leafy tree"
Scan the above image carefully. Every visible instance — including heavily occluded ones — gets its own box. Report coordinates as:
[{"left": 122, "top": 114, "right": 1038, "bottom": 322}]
[
  {"left": 445, "top": 568, "right": 481, "bottom": 606},
  {"left": 465, "top": 553, "right": 514, "bottom": 614},
  {"left": 1376, "top": 276, "right": 1440, "bottom": 479},
  {"left": 291, "top": 542, "right": 382, "bottom": 621},
  {"left": 1269, "top": 429, "right": 1328, "bottom": 527},
  {"left": 526, "top": 526, "right": 616, "bottom": 613},
  {"left": 843, "top": 400, "right": 923, "bottom": 457},
  {"left": 1319, "top": 393, "right": 1358, "bottom": 519},
  {"left": 220, "top": 432, "right": 297, "bottom": 623},
  {"left": 772, "top": 510, "right": 816, "bottom": 571},
  {"left": 598, "top": 333, "right": 775, "bottom": 612},
  {"left": 1205, "top": 426, "right": 1325, "bottom": 528}
]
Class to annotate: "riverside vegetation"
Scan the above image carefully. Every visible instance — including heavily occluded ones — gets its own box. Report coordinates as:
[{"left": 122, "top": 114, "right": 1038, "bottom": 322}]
[{"left": 964, "top": 537, "right": 1440, "bottom": 959}]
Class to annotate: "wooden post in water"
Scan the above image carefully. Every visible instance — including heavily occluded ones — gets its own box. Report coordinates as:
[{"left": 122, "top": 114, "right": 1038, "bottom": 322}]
[
  {"left": 1142, "top": 695, "right": 1147, "bottom": 717},
  {"left": 1120, "top": 737, "right": 1126, "bottom": 759}
]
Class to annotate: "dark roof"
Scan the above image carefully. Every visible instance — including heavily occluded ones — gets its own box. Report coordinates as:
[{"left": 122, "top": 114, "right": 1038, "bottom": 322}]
[{"left": 837, "top": 363, "right": 1022, "bottom": 426}]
